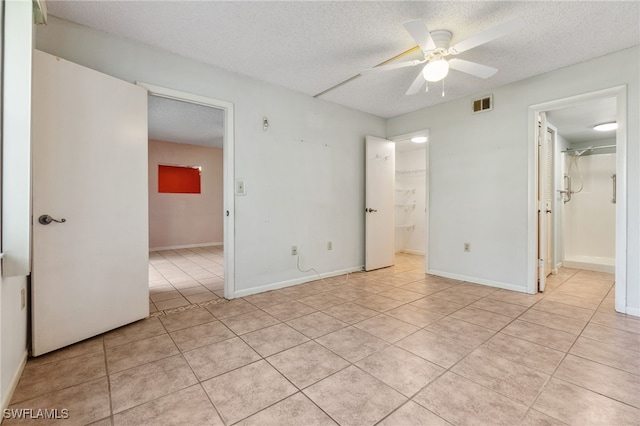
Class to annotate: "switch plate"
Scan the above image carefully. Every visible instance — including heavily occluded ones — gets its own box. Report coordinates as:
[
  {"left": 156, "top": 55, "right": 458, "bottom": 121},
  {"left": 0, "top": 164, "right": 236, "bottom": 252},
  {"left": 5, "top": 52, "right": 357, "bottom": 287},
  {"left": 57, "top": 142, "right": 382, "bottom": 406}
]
[
  {"left": 235, "top": 179, "right": 246, "bottom": 196},
  {"left": 291, "top": 246, "right": 298, "bottom": 256}
]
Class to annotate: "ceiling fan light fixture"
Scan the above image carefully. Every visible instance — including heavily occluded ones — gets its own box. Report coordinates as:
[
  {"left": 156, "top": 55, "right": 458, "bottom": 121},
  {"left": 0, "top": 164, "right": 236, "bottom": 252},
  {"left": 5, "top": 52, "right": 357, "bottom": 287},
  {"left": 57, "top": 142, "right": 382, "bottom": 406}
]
[
  {"left": 593, "top": 122, "right": 617, "bottom": 131},
  {"left": 411, "top": 136, "right": 427, "bottom": 143},
  {"left": 423, "top": 58, "right": 449, "bottom": 82}
]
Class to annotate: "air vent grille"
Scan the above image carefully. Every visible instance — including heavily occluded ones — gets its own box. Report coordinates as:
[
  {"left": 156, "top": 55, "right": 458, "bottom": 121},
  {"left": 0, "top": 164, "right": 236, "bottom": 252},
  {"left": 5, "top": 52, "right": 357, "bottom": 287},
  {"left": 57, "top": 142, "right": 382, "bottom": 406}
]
[{"left": 472, "top": 95, "right": 493, "bottom": 113}]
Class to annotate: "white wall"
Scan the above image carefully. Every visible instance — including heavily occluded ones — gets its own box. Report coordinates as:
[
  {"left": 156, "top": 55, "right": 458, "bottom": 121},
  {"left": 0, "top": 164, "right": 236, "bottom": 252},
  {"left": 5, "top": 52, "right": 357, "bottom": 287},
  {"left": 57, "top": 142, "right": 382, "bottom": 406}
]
[
  {"left": 563, "top": 153, "right": 616, "bottom": 271},
  {"left": 387, "top": 46, "right": 639, "bottom": 314},
  {"left": 395, "top": 149, "right": 426, "bottom": 255},
  {"left": 36, "top": 17, "right": 386, "bottom": 295},
  {"left": 148, "top": 140, "right": 223, "bottom": 250}
]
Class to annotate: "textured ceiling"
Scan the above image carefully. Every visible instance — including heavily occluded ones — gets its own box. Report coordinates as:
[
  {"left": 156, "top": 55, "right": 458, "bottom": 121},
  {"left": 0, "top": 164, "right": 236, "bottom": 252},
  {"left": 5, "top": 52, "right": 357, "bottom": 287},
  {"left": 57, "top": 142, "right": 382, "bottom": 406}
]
[
  {"left": 46, "top": 1, "right": 639, "bottom": 119},
  {"left": 148, "top": 95, "right": 224, "bottom": 148},
  {"left": 547, "top": 97, "right": 617, "bottom": 144}
]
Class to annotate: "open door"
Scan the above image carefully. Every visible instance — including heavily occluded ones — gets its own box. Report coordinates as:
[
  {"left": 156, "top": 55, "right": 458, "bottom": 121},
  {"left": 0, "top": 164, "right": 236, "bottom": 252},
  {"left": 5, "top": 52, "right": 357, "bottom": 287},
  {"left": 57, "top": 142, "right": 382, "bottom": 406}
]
[
  {"left": 365, "top": 136, "right": 395, "bottom": 271},
  {"left": 31, "top": 51, "right": 149, "bottom": 356},
  {"left": 537, "top": 113, "right": 551, "bottom": 291}
]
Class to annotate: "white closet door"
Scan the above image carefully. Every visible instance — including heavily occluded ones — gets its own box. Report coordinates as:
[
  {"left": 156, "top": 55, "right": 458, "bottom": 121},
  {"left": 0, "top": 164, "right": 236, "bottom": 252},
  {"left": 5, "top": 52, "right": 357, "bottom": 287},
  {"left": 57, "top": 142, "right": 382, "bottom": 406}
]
[
  {"left": 365, "top": 136, "right": 395, "bottom": 271},
  {"left": 31, "top": 51, "right": 149, "bottom": 356}
]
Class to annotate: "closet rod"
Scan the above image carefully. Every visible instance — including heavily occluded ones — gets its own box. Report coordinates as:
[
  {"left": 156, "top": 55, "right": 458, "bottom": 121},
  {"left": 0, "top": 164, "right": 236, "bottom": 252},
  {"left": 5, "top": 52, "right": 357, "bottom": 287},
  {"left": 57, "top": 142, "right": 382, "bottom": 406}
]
[{"left": 562, "top": 144, "right": 616, "bottom": 154}]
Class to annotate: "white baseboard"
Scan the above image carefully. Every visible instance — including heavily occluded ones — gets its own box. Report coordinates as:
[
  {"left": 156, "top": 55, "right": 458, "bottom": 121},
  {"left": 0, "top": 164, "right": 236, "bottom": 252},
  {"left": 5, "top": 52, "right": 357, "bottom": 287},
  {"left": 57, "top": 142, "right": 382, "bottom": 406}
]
[
  {"left": 1, "top": 350, "right": 27, "bottom": 412},
  {"left": 150, "top": 242, "right": 223, "bottom": 252},
  {"left": 624, "top": 306, "right": 640, "bottom": 317},
  {"left": 562, "top": 260, "right": 615, "bottom": 274},
  {"left": 399, "top": 249, "right": 425, "bottom": 256},
  {"left": 427, "top": 269, "right": 527, "bottom": 293},
  {"left": 232, "top": 265, "right": 364, "bottom": 298}
]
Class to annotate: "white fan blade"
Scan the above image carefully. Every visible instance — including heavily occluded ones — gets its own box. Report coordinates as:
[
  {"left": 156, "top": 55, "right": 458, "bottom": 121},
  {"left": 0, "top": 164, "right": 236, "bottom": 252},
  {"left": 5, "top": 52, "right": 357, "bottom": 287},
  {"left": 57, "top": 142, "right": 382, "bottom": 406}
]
[
  {"left": 448, "top": 58, "right": 498, "bottom": 79},
  {"left": 403, "top": 19, "right": 436, "bottom": 52},
  {"left": 451, "top": 17, "right": 526, "bottom": 53},
  {"left": 405, "top": 70, "right": 426, "bottom": 95},
  {"left": 361, "top": 59, "right": 422, "bottom": 75}
]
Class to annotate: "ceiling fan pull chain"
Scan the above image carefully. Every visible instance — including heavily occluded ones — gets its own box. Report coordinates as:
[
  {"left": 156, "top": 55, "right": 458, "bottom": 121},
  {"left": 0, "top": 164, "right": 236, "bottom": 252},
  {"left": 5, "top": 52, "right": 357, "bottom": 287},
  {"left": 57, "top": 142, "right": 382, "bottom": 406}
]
[
  {"left": 425, "top": 82, "right": 429, "bottom": 93},
  {"left": 442, "top": 79, "right": 445, "bottom": 97}
]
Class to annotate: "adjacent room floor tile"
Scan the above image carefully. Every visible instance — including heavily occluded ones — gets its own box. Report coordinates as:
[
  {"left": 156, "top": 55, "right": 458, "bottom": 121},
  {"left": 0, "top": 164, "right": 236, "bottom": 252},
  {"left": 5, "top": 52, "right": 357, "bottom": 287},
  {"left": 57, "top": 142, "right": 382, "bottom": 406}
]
[
  {"left": 205, "top": 299, "right": 257, "bottom": 319},
  {"left": 450, "top": 306, "right": 513, "bottom": 331},
  {"left": 304, "top": 366, "right": 406, "bottom": 426}
]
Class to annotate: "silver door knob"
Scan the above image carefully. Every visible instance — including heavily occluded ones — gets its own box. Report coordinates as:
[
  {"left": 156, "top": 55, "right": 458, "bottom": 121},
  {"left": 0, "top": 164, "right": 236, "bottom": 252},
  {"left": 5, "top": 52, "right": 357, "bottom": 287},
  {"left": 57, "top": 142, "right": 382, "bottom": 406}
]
[
  {"left": 365, "top": 208, "right": 378, "bottom": 213},
  {"left": 38, "top": 215, "right": 66, "bottom": 225}
]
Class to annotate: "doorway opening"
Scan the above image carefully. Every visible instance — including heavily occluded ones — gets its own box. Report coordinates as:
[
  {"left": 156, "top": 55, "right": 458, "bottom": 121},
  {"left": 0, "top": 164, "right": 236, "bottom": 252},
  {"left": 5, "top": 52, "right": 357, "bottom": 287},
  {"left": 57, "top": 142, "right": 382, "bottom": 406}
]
[
  {"left": 529, "top": 86, "right": 626, "bottom": 313},
  {"left": 139, "top": 83, "right": 236, "bottom": 306},
  {"left": 392, "top": 130, "right": 429, "bottom": 274}
]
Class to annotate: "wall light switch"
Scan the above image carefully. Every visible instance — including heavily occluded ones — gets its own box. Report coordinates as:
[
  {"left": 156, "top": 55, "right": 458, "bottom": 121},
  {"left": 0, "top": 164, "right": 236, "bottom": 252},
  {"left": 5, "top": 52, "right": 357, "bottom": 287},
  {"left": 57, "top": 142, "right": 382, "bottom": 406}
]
[{"left": 235, "top": 179, "right": 246, "bottom": 196}]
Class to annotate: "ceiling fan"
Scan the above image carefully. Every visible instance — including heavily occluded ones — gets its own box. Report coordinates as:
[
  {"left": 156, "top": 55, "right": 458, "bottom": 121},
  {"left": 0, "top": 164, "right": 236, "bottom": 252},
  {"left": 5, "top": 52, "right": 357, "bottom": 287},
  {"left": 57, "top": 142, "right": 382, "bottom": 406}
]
[{"left": 362, "top": 17, "right": 526, "bottom": 96}]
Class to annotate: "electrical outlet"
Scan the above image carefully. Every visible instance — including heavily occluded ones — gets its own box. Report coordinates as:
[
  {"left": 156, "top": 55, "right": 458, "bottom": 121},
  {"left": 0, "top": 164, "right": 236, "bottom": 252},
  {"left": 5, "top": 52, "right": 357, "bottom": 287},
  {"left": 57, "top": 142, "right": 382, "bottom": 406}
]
[
  {"left": 464, "top": 242, "right": 471, "bottom": 252},
  {"left": 327, "top": 241, "right": 333, "bottom": 250},
  {"left": 20, "top": 288, "right": 26, "bottom": 309},
  {"left": 291, "top": 245, "right": 298, "bottom": 256}
]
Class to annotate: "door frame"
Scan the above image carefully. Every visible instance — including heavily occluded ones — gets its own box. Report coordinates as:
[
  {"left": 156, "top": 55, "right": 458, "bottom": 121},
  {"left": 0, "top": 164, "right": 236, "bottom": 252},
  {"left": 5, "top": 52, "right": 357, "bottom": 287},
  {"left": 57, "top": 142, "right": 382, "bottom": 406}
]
[
  {"left": 527, "top": 85, "right": 627, "bottom": 313},
  {"left": 389, "top": 129, "right": 430, "bottom": 273},
  {"left": 138, "top": 83, "right": 236, "bottom": 299}
]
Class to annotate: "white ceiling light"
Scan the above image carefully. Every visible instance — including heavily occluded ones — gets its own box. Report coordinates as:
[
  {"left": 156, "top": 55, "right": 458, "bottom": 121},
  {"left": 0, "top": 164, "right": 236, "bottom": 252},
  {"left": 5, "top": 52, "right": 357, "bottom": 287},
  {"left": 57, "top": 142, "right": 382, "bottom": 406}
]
[
  {"left": 422, "top": 58, "right": 450, "bottom": 82},
  {"left": 411, "top": 136, "right": 427, "bottom": 143},
  {"left": 593, "top": 122, "right": 617, "bottom": 131}
]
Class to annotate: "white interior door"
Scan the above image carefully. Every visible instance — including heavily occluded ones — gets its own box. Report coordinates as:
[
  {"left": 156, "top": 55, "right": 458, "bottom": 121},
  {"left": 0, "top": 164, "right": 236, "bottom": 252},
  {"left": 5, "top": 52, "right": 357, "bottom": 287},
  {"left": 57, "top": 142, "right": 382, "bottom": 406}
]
[
  {"left": 365, "top": 136, "right": 395, "bottom": 271},
  {"left": 31, "top": 50, "right": 149, "bottom": 356},
  {"left": 537, "top": 113, "right": 550, "bottom": 291}
]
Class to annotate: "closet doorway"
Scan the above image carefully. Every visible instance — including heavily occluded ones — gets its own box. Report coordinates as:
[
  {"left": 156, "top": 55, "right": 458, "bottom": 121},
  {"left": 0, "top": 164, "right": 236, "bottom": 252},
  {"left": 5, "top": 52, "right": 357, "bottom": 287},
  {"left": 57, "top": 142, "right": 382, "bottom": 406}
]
[{"left": 392, "top": 131, "right": 429, "bottom": 273}]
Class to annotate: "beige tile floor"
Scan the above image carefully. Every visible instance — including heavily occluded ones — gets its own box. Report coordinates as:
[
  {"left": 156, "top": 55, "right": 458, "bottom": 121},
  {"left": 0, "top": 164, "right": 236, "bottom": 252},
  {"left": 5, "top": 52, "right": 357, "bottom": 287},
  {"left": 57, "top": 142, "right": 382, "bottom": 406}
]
[
  {"left": 148, "top": 246, "right": 225, "bottom": 312},
  {"left": 8, "top": 254, "right": 640, "bottom": 425}
]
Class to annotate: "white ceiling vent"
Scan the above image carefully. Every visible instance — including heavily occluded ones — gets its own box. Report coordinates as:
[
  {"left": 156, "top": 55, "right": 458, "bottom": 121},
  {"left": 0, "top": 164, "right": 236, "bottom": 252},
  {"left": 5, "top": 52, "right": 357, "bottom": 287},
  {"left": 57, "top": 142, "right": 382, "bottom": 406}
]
[{"left": 472, "top": 95, "right": 493, "bottom": 113}]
